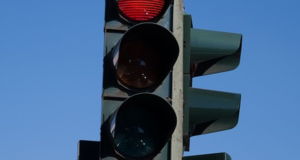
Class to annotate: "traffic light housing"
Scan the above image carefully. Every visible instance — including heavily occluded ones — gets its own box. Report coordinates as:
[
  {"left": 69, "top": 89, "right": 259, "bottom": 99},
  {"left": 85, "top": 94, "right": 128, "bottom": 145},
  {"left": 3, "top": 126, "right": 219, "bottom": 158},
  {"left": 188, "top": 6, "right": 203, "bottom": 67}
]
[
  {"left": 182, "top": 13, "right": 242, "bottom": 156},
  {"left": 101, "top": 0, "right": 179, "bottom": 159},
  {"left": 77, "top": 1, "right": 243, "bottom": 159}
]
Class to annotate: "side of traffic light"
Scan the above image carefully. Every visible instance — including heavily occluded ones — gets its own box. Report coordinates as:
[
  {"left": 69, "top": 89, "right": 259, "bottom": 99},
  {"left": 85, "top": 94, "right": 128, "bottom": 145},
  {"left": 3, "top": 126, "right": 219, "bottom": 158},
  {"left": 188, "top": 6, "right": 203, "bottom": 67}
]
[{"left": 182, "top": 13, "right": 243, "bottom": 158}]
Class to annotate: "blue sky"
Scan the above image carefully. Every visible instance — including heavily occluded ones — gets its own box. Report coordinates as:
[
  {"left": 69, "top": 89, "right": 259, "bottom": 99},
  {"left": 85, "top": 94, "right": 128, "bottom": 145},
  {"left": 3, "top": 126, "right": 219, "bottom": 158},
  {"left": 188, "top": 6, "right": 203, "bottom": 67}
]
[{"left": 1, "top": 0, "right": 300, "bottom": 160}]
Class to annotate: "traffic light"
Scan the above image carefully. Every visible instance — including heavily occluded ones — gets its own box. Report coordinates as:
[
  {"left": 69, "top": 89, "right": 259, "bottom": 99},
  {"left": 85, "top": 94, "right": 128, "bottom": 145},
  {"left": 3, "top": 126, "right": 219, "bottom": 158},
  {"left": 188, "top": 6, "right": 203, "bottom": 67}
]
[
  {"left": 182, "top": 13, "right": 242, "bottom": 158},
  {"left": 77, "top": 1, "right": 243, "bottom": 160},
  {"left": 101, "top": 0, "right": 179, "bottom": 159}
]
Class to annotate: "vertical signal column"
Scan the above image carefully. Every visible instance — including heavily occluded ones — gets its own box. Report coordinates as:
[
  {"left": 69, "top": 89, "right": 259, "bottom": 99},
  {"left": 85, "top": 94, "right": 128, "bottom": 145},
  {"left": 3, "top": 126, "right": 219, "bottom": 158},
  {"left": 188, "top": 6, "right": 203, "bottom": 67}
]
[{"left": 101, "top": 0, "right": 179, "bottom": 160}]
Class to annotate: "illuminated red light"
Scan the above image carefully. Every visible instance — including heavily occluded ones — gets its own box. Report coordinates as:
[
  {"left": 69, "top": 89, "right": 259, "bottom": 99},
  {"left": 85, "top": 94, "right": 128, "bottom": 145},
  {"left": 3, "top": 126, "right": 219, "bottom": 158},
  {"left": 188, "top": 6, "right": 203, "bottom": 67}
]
[{"left": 118, "top": 0, "right": 165, "bottom": 22}]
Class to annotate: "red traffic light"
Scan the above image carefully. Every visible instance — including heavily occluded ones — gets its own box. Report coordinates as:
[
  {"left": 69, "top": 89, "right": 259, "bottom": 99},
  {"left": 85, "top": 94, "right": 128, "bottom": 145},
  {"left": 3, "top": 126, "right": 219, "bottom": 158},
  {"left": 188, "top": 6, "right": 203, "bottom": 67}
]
[{"left": 118, "top": 0, "right": 172, "bottom": 23}]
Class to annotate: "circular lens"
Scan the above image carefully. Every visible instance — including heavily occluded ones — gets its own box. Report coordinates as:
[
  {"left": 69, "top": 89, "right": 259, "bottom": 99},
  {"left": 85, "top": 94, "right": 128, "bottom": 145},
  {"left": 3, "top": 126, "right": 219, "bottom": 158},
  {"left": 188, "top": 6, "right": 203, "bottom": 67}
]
[
  {"left": 118, "top": 0, "right": 165, "bottom": 22},
  {"left": 117, "top": 38, "right": 163, "bottom": 89},
  {"left": 113, "top": 107, "right": 161, "bottom": 157}
]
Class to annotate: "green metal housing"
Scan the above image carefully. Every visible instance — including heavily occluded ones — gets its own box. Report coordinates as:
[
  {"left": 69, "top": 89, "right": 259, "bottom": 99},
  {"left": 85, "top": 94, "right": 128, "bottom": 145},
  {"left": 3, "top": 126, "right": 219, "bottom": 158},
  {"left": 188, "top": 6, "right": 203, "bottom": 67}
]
[
  {"left": 183, "top": 14, "right": 243, "bottom": 153},
  {"left": 190, "top": 28, "right": 242, "bottom": 77},
  {"left": 183, "top": 152, "right": 232, "bottom": 160}
]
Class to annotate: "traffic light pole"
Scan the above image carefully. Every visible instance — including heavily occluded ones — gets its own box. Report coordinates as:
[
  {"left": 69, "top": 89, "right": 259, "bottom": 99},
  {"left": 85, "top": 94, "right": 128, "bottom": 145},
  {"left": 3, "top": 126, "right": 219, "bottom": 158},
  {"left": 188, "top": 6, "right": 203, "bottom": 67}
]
[{"left": 171, "top": 0, "right": 184, "bottom": 159}]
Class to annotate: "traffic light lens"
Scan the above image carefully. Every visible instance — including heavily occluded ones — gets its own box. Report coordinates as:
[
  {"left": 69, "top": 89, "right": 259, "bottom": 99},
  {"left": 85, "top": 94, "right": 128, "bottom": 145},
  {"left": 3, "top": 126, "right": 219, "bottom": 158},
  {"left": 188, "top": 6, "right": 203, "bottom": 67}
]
[
  {"left": 107, "top": 93, "right": 177, "bottom": 159},
  {"left": 113, "top": 107, "right": 160, "bottom": 157},
  {"left": 117, "top": 39, "right": 162, "bottom": 89},
  {"left": 112, "top": 23, "right": 179, "bottom": 91},
  {"left": 118, "top": 0, "right": 165, "bottom": 22}
]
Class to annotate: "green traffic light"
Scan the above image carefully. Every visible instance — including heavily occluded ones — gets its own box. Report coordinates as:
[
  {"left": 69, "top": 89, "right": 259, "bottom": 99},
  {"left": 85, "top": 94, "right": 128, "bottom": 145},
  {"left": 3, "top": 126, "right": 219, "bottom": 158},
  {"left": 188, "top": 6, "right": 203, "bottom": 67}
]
[
  {"left": 113, "top": 107, "right": 159, "bottom": 157},
  {"left": 107, "top": 93, "right": 177, "bottom": 159}
]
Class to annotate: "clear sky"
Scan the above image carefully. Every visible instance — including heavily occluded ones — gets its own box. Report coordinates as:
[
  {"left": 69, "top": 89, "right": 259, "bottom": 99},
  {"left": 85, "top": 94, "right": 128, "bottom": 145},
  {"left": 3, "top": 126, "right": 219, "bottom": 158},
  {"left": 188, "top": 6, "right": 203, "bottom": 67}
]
[{"left": 1, "top": 0, "right": 300, "bottom": 160}]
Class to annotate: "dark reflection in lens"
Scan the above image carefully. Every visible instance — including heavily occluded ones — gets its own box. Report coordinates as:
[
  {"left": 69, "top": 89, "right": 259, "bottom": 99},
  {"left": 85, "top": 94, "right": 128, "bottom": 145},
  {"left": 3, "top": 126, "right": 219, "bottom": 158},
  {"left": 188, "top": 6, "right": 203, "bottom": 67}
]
[
  {"left": 117, "top": 39, "right": 163, "bottom": 89},
  {"left": 113, "top": 107, "right": 161, "bottom": 157}
]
